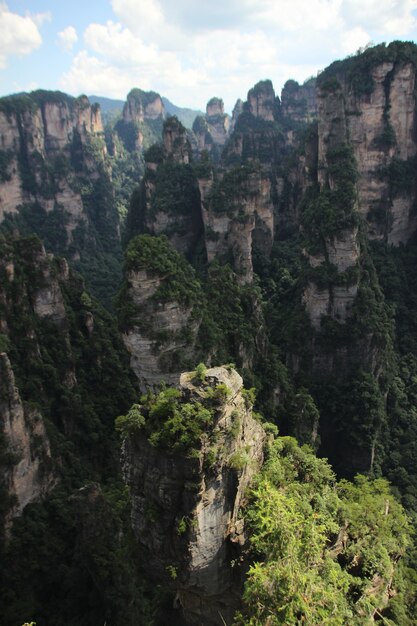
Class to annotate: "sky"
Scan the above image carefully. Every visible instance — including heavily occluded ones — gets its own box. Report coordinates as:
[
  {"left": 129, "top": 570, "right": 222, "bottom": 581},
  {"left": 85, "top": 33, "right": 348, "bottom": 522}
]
[{"left": 1, "top": 1, "right": 417, "bottom": 111}]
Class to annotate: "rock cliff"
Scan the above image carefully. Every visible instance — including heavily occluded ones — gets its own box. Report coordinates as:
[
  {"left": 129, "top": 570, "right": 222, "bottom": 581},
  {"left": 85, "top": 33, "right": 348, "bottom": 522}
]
[
  {"left": 201, "top": 164, "right": 274, "bottom": 283},
  {"left": 246, "top": 79, "right": 277, "bottom": 122},
  {"left": 0, "top": 234, "right": 137, "bottom": 529},
  {"left": 317, "top": 49, "right": 417, "bottom": 244},
  {"left": 118, "top": 234, "right": 202, "bottom": 390},
  {"left": 0, "top": 90, "right": 121, "bottom": 305},
  {"left": 117, "top": 88, "right": 165, "bottom": 151},
  {"left": 0, "top": 352, "right": 54, "bottom": 524},
  {"left": 125, "top": 117, "right": 203, "bottom": 257},
  {"left": 0, "top": 92, "right": 104, "bottom": 224},
  {"left": 192, "top": 98, "right": 230, "bottom": 159},
  {"left": 281, "top": 77, "right": 317, "bottom": 124},
  {"left": 123, "top": 88, "right": 164, "bottom": 123},
  {"left": 121, "top": 365, "right": 266, "bottom": 625}
]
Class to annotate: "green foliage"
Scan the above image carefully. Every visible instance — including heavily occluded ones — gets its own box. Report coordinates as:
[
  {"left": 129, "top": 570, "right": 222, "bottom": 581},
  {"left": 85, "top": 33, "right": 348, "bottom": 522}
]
[
  {"left": 0, "top": 333, "right": 10, "bottom": 352},
  {"left": 237, "top": 437, "right": 412, "bottom": 625},
  {"left": 194, "top": 362, "right": 207, "bottom": 384},
  {"left": 144, "top": 143, "right": 165, "bottom": 164},
  {"left": 196, "top": 263, "right": 262, "bottom": 367},
  {"left": 123, "top": 234, "right": 201, "bottom": 307},
  {"left": 0, "top": 149, "right": 13, "bottom": 182},
  {"left": 228, "top": 448, "right": 251, "bottom": 471},
  {"left": 119, "top": 387, "right": 213, "bottom": 454},
  {"left": 150, "top": 162, "right": 200, "bottom": 217},
  {"left": 302, "top": 143, "right": 359, "bottom": 247},
  {"left": 382, "top": 155, "right": 417, "bottom": 196},
  {"left": 207, "top": 164, "right": 262, "bottom": 214},
  {"left": 0, "top": 235, "right": 163, "bottom": 626},
  {"left": 242, "top": 387, "right": 256, "bottom": 408},
  {"left": 318, "top": 41, "right": 417, "bottom": 97},
  {"left": 205, "top": 382, "right": 231, "bottom": 405},
  {"left": 115, "top": 404, "right": 145, "bottom": 436}
]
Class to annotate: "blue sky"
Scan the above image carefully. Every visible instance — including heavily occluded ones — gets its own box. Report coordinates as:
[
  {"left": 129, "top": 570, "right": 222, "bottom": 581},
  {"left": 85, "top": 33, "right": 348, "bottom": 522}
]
[{"left": 1, "top": 1, "right": 417, "bottom": 111}]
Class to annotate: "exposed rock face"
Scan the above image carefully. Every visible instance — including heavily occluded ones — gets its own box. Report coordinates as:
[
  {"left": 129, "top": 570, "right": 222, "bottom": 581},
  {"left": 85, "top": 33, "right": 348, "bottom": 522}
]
[
  {"left": 317, "top": 61, "right": 417, "bottom": 243},
  {"left": 122, "top": 366, "right": 266, "bottom": 625},
  {"left": 202, "top": 167, "right": 274, "bottom": 283},
  {"left": 205, "top": 98, "right": 230, "bottom": 147},
  {"left": 0, "top": 91, "right": 121, "bottom": 298},
  {"left": 122, "top": 268, "right": 200, "bottom": 390},
  {"left": 281, "top": 78, "right": 317, "bottom": 123},
  {"left": 192, "top": 98, "right": 230, "bottom": 159},
  {"left": 0, "top": 352, "right": 54, "bottom": 523},
  {"left": 302, "top": 228, "right": 360, "bottom": 330},
  {"left": 246, "top": 79, "right": 276, "bottom": 121},
  {"left": 230, "top": 99, "right": 244, "bottom": 133},
  {"left": 222, "top": 81, "right": 284, "bottom": 166},
  {"left": 123, "top": 88, "right": 165, "bottom": 123},
  {"left": 126, "top": 117, "right": 204, "bottom": 257},
  {"left": 206, "top": 98, "right": 224, "bottom": 118},
  {"left": 120, "top": 88, "right": 165, "bottom": 150},
  {"left": 164, "top": 115, "right": 192, "bottom": 164}
]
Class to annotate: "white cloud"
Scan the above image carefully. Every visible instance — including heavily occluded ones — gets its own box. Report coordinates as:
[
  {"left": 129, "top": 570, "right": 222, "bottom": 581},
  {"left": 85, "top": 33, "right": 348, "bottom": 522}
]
[
  {"left": 59, "top": 0, "right": 417, "bottom": 109},
  {"left": 58, "top": 26, "right": 78, "bottom": 52},
  {"left": 60, "top": 51, "right": 136, "bottom": 98},
  {"left": 33, "top": 12, "right": 52, "bottom": 28},
  {"left": 0, "top": 2, "right": 44, "bottom": 68},
  {"left": 342, "top": 0, "right": 417, "bottom": 35},
  {"left": 340, "top": 26, "right": 371, "bottom": 55}
]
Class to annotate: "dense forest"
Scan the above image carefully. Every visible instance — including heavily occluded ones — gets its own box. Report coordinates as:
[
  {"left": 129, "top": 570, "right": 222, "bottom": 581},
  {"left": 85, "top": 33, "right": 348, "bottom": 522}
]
[{"left": 1, "top": 41, "right": 417, "bottom": 625}]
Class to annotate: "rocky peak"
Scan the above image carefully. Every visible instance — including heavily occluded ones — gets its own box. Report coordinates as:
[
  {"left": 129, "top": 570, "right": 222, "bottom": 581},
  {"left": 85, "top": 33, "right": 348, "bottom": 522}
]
[
  {"left": 123, "top": 88, "right": 165, "bottom": 124},
  {"left": 246, "top": 79, "right": 276, "bottom": 121},
  {"left": 317, "top": 42, "right": 417, "bottom": 244},
  {"left": 281, "top": 78, "right": 317, "bottom": 123},
  {"left": 192, "top": 98, "right": 231, "bottom": 158},
  {"left": 206, "top": 97, "right": 225, "bottom": 117},
  {"left": 202, "top": 165, "right": 274, "bottom": 283},
  {"left": 121, "top": 365, "right": 266, "bottom": 625},
  {"left": 163, "top": 115, "right": 192, "bottom": 163},
  {"left": 230, "top": 98, "right": 244, "bottom": 132}
]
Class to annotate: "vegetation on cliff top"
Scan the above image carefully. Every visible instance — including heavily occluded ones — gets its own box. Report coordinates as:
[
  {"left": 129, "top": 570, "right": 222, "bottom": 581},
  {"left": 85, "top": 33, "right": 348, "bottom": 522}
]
[{"left": 318, "top": 40, "right": 417, "bottom": 96}]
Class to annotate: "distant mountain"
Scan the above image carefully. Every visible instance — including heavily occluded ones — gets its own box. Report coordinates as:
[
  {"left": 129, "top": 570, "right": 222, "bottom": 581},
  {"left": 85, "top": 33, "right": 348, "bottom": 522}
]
[
  {"left": 88, "top": 94, "right": 202, "bottom": 128},
  {"left": 161, "top": 96, "right": 202, "bottom": 128},
  {"left": 88, "top": 95, "right": 125, "bottom": 124}
]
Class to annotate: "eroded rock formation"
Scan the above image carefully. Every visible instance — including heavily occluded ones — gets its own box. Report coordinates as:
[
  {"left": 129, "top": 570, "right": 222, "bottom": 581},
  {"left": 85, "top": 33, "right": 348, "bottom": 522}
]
[
  {"left": 0, "top": 352, "right": 54, "bottom": 524},
  {"left": 121, "top": 366, "right": 266, "bottom": 625}
]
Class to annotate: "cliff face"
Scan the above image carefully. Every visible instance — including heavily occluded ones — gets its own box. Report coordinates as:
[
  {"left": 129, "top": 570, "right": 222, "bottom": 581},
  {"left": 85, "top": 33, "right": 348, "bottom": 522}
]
[
  {"left": 0, "top": 93, "right": 104, "bottom": 225},
  {"left": 125, "top": 117, "right": 203, "bottom": 258},
  {"left": 122, "top": 266, "right": 200, "bottom": 390},
  {"left": 0, "top": 91, "right": 121, "bottom": 305},
  {"left": 117, "top": 233, "right": 202, "bottom": 391},
  {"left": 0, "top": 234, "right": 137, "bottom": 529},
  {"left": 0, "top": 352, "right": 54, "bottom": 524},
  {"left": 281, "top": 78, "right": 317, "bottom": 124},
  {"left": 201, "top": 166, "right": 274, "bottom": 283},
  {"left": 163, "top": 115, "right": 192, "bottom": 164},
  {"left": 317, "top": 58, "right": 417, "bottom": 244},
  {"left": 193, "top": 98, "right": 230, "bottom": 158},
  {"left": 246, "top": 80, "right": 277, "bottom": 121},
  {"left": 121, "top": 366, "right": 266, "bottom": 625},
  {"left": 120, "top": 88, "right": 165, "bottom": 151},
  {"left": 123, "top": 89, "right": 164, "bottom": 123}
]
